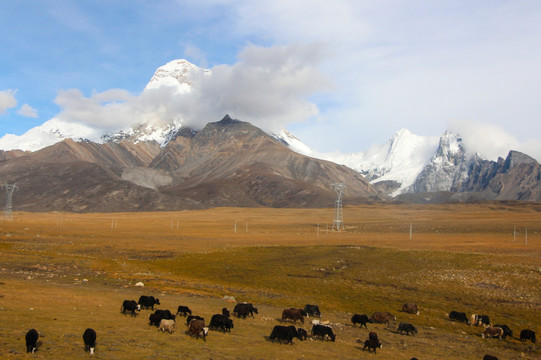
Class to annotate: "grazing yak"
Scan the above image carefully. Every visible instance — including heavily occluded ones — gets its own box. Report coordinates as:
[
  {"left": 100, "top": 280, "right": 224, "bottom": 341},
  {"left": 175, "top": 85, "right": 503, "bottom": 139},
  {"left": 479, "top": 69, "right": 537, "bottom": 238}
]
[
  {"left": 154, "top": 309, "right": 175, "bottom": 320},
  {"left": 83, "top": 328, "right": 96, "bottom": 354},
  {"left": 482, "top": 327, "right": 504, "bottom": 340},
  {"left": 149, "top": 313, "right": 161, "bottom": 327},
  {"left": 25, "top": 329, "right": 39, "bottom": 353},
  {"left": 159, "top": 319, "right": 176, "bottom": 334},
  {"left": 471, "top": 314, "right": 491, "bottom": 327},
  {"left": 398, "top": 322, "right": 418, "bottom": 336},
  {"left": 138, "top": 295, "right": 160, "bottom": 310},
  {"left": 233, "top": 303, "right": 258, "bottom": 319},
  {"left": 311, "top": 324, "right": 336, "bottom": 341},
  {"left": 520, "top": 329, "right": 536, "bottom": 343},
  {"left": 449, "top": 311, "right": 469, "bottom": 324},
  {"left": 363, "top": 338, "right": 382, "bottom": 353},
  {"left": 120, "top": 300, "right": 140, "bottom": 316},
  {"left": 188, "top": 319, "right": 208, "bottom": 341},
  {"left": 351, "top": 314, "right": 371, "bottom": 329},
  {"left": 493, "top": 324, "right": 513, "bottom": 339},
  {"left": 371, "top": 312, "right": 396, "bottom": 326},
  {"left": 483, "top": 355, "right": 499, "bottom": 360},
  {"left": 402, "top": 303, "right": 419, "bottom": 315},
  {"left": 303, "top": 304, "right": 321, "bottom": 317},
  {"left": 186, "top": 315, "right": 204, "bottom": 327},
  {"left": 282, "top": 308, "right": 307, "bottom": 324},
  {"left": 176, "top": 305, "right": 192, "bottom": 317},
  {"left": 269, "top": 325, "right": 303, "bottom": 344},
  {"left": 149, "top": 309, "right": 176, "bottom": 327},
  {"left": 297, "top": 328, "right": 308, "bottom": 340},
  {"left": 209, "top": 314, "right": 234, "bottom": 332}
]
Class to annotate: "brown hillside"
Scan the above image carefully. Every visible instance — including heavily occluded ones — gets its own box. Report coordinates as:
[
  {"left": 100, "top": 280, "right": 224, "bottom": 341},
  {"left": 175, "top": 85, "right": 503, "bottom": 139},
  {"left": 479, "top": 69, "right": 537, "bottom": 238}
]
[{"left": 0, "top": 116, "right": 384, "bottom": 212}]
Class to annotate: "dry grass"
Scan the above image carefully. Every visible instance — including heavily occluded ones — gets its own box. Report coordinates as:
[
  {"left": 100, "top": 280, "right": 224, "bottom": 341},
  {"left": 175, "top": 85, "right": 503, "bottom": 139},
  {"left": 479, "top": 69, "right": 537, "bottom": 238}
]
[{"left": 0, "top": 203, "right": 540, "bottom": 359}]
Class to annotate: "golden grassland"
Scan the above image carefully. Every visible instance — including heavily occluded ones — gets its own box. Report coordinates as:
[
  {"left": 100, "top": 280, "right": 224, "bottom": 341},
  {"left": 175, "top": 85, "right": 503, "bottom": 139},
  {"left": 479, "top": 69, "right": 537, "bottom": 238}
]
[{"left": 0, "top": 203, "right": 540, "bottom": 359}]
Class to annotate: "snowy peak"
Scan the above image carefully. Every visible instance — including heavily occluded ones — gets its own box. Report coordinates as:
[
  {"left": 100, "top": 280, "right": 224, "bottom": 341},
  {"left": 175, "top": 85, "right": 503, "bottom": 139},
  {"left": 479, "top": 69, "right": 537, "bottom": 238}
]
[
  {"left": 378, "top": 128, "right": 437, "bottom": 174},
  {"left": 0, "top": 59, "right": 207, "bottom": 152},
  {"left": 331, "top": 128, "right": 439, "bottom": 196},
  {"left": 144, "top": 59, "right": 210, "bottom": 93},
  {"left": 433, "top": 131, "right": 465, "bottom": 165},
  {"left": 101, "top": 119, "right": 184, "bottom": 147},
  {"left": 0, "top": 117, "right": 104, "bottom": 152},
  {"left": 271, "top": 129, "right": 312, "bottom": 155},
  {"left": 407, "top": 131, "right": 470, "bottom": 193}
]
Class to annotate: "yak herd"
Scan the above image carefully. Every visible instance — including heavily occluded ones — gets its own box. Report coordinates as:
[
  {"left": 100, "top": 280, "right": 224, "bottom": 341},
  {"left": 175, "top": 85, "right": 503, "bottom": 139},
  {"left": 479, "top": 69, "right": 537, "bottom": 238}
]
[{"left": 22, "top": 296, "right": 536, "bottom": 357}]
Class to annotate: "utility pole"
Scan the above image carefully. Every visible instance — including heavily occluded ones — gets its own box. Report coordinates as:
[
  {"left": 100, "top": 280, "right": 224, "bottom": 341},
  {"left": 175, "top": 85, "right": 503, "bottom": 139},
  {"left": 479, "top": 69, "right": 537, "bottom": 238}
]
[
  {"left": 331, "top": 183, "right": 346, "bottom": 231},
  {"left": 3, "top": 183, "right": 17, "bottom": 220}
]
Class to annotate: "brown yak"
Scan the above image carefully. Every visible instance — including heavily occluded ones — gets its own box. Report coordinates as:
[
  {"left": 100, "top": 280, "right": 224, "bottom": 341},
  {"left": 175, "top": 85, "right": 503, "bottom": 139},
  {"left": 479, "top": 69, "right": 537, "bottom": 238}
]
[
  {"left": 282, "top": 308, "right": 307, "bottom": 323},
  {"left": 482, "top": 327, "right": 504, "bottom": 340}
]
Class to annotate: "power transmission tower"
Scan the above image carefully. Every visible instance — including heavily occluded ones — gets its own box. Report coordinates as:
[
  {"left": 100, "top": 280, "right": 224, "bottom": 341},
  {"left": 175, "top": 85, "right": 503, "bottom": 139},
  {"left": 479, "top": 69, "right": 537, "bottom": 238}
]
[
  {"left": 331, "top": 183, "right": 346, "bottom": 231},
  {"left": 3, "top": 183, "right": 18, "bottom": 220}
]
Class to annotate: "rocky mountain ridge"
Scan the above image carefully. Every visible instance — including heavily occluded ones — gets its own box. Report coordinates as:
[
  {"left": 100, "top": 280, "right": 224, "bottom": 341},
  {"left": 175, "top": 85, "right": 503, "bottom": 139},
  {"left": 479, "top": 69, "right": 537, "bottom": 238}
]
[
  {"left": 337, "top": 127, "right": 541, "bottom": 202},
  {"left": 2, "top": 58, "right": 540, "bottom": 204},
  {"left": 0, "top": 115, "right": 383, "bottom": 212}
]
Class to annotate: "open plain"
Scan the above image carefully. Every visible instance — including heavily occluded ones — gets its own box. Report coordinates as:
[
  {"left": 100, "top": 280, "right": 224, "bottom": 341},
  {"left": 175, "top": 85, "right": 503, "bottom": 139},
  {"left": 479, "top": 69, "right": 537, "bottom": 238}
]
[{"left": 0, "top": 203, "right": 540, "bottom": 359}]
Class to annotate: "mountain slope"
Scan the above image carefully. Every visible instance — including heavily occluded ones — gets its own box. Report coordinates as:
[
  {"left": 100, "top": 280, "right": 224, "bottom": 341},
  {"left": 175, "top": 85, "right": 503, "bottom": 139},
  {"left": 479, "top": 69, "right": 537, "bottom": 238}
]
[
  {"left": 0, "top": 149, "right": 27, "bottom": 161},
  {"left": 0, "top": 115, "right": 384, "bottom": 212},
  {"left": 0, "top": 156, "right": 170, "bottom": 212},
  {"left": 3, "top": 57, "right": 540, "bottom": 204},
  {"left": 458, "top": 150, "right": 541, "bottom": 201},
  {"left": 153, "top": 115, "right": 382, "bottom": 207}
]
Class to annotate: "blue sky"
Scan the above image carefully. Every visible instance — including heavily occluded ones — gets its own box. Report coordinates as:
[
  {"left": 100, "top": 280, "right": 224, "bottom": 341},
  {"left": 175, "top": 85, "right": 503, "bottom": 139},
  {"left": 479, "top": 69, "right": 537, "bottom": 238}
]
[{"left": 1, "top": 0, "right": 541, "bottom": 159}]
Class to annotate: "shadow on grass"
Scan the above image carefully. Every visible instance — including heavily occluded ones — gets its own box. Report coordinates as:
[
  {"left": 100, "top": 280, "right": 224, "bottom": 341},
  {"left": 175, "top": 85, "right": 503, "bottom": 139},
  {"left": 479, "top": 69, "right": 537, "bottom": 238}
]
[{"left": 263, "top": 335, "right": 300, "bottom": 345}]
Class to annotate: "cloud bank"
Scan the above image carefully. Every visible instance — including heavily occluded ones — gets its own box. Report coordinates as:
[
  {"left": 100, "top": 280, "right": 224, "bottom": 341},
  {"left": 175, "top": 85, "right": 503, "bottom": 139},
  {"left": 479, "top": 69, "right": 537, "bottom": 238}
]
[
  {"left": 449, "top": 121, "right": 541, "bottom": 162},
  {"left": 54, "top": 44, "right": 329, "bottom": 134}
]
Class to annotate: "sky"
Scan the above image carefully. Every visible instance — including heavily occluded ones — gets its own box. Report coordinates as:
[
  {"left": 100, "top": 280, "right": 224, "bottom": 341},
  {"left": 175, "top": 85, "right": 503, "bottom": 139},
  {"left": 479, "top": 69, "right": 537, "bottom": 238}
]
[{"left": 1, "top": 0, "right": 541, "bottom": 160}]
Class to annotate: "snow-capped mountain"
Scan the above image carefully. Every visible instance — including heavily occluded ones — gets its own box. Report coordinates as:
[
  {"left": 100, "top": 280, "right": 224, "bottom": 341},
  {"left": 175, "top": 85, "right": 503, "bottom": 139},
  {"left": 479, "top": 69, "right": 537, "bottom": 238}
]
[
  {"left": 0, "top": 59, "right": 208, "bottom": 152},
  {"left": 0, "top": 114, "right": 383, "bottom": 212},
  {"left": 326, "top": 129, "right": 439, "bottom": 196},
  {"left": 0, "top": 117, "right": 103, "bottom": 152},
  {"left": 3, "top": 58, "right": 540, "bottom": 202},
  {"left": 0, "top": 58, "right": 312, "bottom": 157},
  {"left": 100, "top": 119, "right": 183, "bottom": 146},
  {"left": 316, "top": 128, "right": 541, "bottom": 201},
  {"left": 144, "top": 59, "right": 211, "bottom": 93},
  {"left": 406, "top": 131, "right": 470, "bottom": 193}
]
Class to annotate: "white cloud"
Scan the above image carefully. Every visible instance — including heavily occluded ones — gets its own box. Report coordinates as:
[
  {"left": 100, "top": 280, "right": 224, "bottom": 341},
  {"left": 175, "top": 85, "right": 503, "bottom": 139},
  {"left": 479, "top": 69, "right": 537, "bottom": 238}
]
[
  {"left": 187, "top": 43, "right": 330, "bottom": 132},
  {"left": 448, "top": 121, "right": 541, "bottom": 162},
  {"left": 208, "top": 1, "right": 541, "bottom": 154},
  {"left": 224, "top": 0, "right": 371, "bottom": 44},
  {"left": 53, "top": 43, "right": 330, "bottom": 134},
  {"left": 8, "top": 1, "right": 541, "bottom": 159},
  {"left": 54, "top": 88, "right": 152, "bottom": 130},
  {"left": 0, "top": 89, "right": 17, "bottom": 114},
  {"left": 17, "top": 104, "right": 38, "bottom": 118}
]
